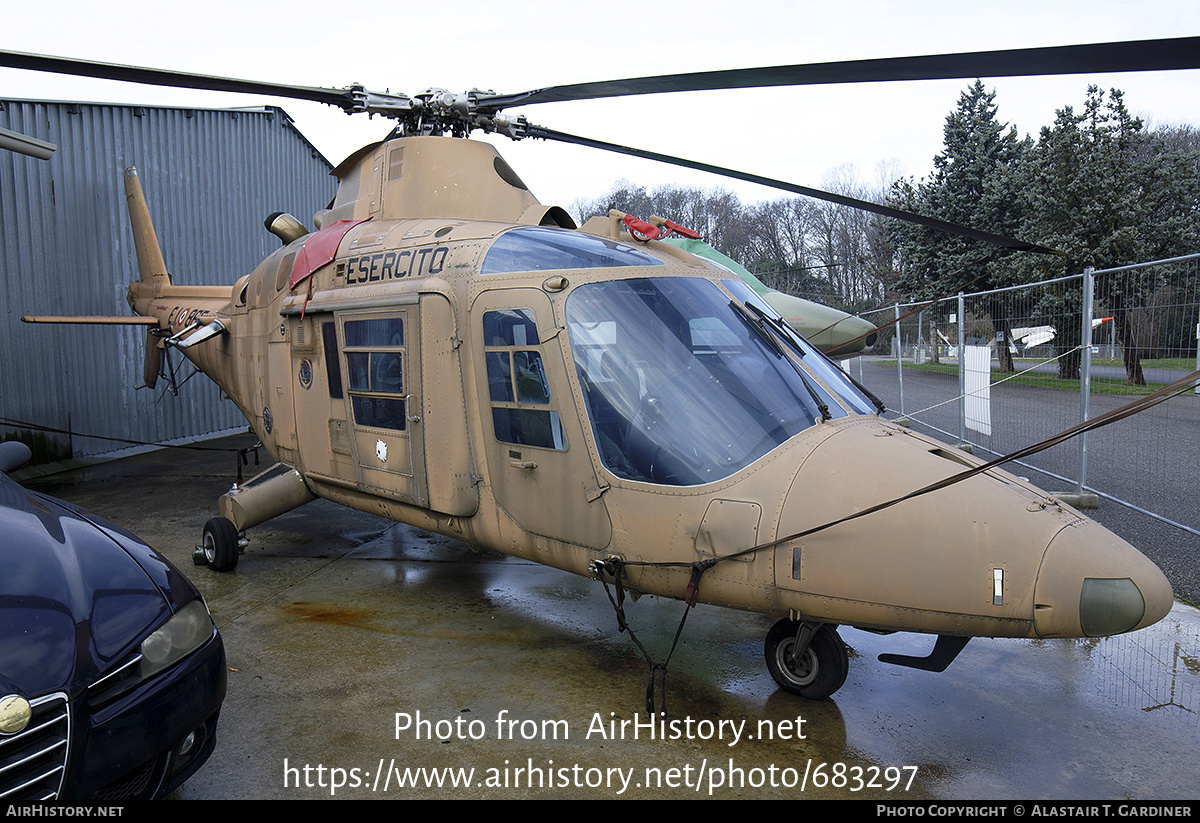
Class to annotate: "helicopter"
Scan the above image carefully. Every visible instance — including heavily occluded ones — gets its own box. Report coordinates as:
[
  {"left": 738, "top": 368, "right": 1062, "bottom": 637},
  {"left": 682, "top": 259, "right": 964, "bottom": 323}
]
[{"left": 7, "top": 37, "right": 1197, "bottom": 700}]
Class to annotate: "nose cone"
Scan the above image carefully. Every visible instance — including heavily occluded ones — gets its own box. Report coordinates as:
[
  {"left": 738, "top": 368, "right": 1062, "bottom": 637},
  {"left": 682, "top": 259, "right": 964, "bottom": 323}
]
[
  {"left": 1033, "top": 518, "right": 1174, "bottom": 638},
  {"left": 819, "top": 315, "right": 879, "bottom": 358}
]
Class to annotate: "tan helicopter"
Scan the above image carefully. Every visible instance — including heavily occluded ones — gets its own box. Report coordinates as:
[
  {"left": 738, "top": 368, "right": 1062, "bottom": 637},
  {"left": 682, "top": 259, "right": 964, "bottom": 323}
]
[{"left": 9, "top": 38, "right": 1197, "bottom": 700}]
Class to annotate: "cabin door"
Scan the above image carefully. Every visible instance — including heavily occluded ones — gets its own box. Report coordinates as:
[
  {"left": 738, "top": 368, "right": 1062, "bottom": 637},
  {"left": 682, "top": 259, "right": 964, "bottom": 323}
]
[
  {"left": 471, "top": 288, "right": 611, "bottom": 550},
  {"left": 337, "top": 305, "right": 428, "bottom": 507}
]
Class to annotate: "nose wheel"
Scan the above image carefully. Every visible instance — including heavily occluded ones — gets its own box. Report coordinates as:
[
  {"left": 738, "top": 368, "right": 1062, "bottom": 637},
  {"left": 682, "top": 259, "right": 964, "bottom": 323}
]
[
  {"left": 765, "top": 619, "right": 848, "bottom": 699},
  {"left": 196, "top": 516, "right": 241, "bottom": 572}
]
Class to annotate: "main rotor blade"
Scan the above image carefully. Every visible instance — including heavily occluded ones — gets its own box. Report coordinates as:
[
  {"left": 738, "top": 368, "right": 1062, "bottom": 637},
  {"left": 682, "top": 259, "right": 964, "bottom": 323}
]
[
  {"left": 486, "top": 37, "right": 1200, "bottom": 109},
  {"left": 0, "top": 49, "right": 356, "bottom": 109},
  {"left": 527, "top": 125, "right": 1060, "bottom": 254}
]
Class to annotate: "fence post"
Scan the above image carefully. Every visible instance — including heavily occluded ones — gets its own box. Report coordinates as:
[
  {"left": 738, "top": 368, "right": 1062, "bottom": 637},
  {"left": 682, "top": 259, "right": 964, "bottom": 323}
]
[
  {"left": 1077, "top": 266, "right": 1095, "bottom": 496},
  {"left": 958, "top": 292, "right": 966, "bottom": 445},
  {"left": 917, "top": 308, "right": 925, "bottom": 363},
  {"left": 895, "top": 303, "right": 904, "bottom": 417}
]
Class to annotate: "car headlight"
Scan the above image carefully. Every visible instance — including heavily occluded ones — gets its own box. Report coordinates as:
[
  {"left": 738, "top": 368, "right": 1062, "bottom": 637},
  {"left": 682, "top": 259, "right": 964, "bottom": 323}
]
[{"left": 140, "top": 600, "right": 214, "bottom": 679}]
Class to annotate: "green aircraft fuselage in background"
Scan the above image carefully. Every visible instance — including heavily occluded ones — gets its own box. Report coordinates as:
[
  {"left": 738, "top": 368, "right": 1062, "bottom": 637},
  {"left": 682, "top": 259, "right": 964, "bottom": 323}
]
[{"left": 661, "top": 238, "right": 877, "bottom": 358}]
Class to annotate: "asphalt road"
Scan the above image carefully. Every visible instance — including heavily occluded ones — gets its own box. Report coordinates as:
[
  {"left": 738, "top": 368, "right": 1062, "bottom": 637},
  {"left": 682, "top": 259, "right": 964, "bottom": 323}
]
[{"left": 847, "top": 356, "right": 1200, "bottom": 605}]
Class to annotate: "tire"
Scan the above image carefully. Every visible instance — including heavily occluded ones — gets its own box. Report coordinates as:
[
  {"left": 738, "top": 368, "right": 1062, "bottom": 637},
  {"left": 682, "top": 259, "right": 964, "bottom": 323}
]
[
  {"left": 202, "top": 517, "right": 240, "bottom": 572},
  {"left": 764, "top": 619, "right": 848, "bottom": 699}
]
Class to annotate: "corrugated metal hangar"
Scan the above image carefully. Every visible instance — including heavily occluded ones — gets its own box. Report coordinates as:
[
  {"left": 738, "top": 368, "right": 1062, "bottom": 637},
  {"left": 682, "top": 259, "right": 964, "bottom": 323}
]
[{"left": 0, "top": 99, "right": 337, "bottom": 463}]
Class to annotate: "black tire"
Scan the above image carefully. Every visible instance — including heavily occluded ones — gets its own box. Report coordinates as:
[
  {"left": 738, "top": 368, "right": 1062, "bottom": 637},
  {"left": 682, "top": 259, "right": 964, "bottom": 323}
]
[
  {"left": 202, "top": 517, "right": 240, "bottom": 572},
  {"left": 764, "top": 619, "right": 848, "bottom": 699}
]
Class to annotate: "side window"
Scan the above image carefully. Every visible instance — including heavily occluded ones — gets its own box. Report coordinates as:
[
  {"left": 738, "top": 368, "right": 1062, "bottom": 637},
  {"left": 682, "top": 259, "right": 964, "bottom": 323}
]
[
  {"left": 322, "top": 322, "right": 343, "bottom": 399},
  {"left": 483, "top": 309, "right": 564, "bottom": 450},
  {"left": 343, "top": 316, "right": 406, "bottom": 430}
]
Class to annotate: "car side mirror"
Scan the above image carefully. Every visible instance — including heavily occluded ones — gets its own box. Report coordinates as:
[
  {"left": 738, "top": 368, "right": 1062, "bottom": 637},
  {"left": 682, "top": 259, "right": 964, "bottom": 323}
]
[{"left": 0, "top": 441, "right": 33, "bottom": 474}]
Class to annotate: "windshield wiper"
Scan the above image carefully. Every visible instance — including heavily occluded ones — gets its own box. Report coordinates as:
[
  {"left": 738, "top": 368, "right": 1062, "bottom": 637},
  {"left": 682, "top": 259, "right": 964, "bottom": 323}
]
[
  {"left": 744, "top": 301, "right": 887, "bottom": 415},
  {"left": 729, "top": 300, "right": 831, "bottom": 422},
  {"left": 839, "top": 365, "right": 887, "bottom": 414},
  {"left": 730, "top": 299, "right": 785, "bottom": 356}
]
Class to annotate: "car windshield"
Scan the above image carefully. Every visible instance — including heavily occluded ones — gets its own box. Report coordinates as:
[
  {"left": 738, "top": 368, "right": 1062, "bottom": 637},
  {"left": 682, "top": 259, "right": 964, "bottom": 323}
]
[{"left": 566, "top": 277, "right": 873, "bottom": 486}]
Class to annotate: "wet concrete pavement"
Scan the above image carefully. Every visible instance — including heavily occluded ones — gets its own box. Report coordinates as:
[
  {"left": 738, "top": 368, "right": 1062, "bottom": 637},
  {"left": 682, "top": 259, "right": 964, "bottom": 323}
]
[{"left": 21, "top": 434, "right": 1200, "bottom": 800}]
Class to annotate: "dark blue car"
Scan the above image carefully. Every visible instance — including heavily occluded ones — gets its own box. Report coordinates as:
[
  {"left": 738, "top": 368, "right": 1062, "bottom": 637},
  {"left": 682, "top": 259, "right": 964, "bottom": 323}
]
[{"left": 0, "top": 441, "right": 225, "bottom": 801}]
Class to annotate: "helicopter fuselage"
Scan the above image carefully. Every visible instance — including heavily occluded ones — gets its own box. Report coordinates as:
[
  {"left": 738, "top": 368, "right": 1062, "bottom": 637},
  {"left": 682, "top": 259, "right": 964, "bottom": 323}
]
[
  {"left": 98, "top": 135, "right": 1173, "bottom": 702},
  {"left": 120, "top": 137, "right": 1172, "bottom": 649}
]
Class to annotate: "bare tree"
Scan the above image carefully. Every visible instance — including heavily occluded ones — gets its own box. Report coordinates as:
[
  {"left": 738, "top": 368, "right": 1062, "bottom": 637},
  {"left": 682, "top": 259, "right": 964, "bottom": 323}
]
[{"left": 573, "top": 172, "right": 901, "bottom": 311}]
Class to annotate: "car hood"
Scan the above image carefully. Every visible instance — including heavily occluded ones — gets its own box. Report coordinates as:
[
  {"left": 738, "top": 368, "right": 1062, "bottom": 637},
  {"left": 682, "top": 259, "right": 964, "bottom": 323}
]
[{"left": 0, "top": 474, "right": 181, "bottom": 697}]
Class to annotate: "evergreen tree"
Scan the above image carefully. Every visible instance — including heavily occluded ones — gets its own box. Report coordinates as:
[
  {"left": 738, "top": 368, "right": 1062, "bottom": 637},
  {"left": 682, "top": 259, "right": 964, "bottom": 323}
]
[
  {"left": 1013, "top": 87, "right": 1200, "bottom": 382},
  {"left": 890, "top": 82, "right": 1030, "bottom": 370}
]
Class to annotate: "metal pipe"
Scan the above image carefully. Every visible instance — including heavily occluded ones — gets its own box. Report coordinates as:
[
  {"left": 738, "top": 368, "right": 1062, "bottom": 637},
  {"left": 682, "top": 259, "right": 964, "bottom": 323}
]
[
  {"left": 958, "top": 292, "right": 966, "bottom": 445},
  {"left": 1078, "top": 267, "right": 1094, "bottom": 495}
]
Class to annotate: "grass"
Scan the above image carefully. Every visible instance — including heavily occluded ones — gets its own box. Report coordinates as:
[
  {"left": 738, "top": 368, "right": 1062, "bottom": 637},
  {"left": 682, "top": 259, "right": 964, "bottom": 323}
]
[
  {"left": 882, "top": 360, "right": 1198, "bottom": 397},
  {"left": 1087, "top": 356, "right": 1197, "bottom": 371}
]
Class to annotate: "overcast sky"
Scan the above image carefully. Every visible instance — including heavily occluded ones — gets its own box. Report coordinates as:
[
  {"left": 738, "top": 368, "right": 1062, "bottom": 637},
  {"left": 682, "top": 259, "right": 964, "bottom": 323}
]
[{"left": 4, "top": 0, "right": 1198, "bottom": 215}]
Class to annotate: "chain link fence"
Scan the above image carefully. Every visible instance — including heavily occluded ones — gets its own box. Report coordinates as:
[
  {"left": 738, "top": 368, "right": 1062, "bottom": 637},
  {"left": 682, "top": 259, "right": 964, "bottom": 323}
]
[{"left": 852, "top": 253, "right": 1200, "bottom": 537}]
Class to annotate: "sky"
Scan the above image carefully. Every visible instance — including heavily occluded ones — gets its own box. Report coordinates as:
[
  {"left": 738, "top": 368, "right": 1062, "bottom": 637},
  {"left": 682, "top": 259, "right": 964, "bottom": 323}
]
[{"left": 3, "top": 0, "right": 1198, "bottom": 216}]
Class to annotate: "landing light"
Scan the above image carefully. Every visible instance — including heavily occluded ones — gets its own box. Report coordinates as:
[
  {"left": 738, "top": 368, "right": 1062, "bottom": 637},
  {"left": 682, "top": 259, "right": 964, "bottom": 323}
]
[{"left": 1080, "top": 578, "right": 1145, "bottom": 636}]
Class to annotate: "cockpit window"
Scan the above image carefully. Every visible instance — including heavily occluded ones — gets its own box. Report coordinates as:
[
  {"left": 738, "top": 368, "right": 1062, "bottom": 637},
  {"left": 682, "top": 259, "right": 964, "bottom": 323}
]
[
  {"left": 481, "top": 227, "right": 663, "bottom": 274},
  {"left": 483, "top": 309, "right": 564, "bottom": 450},
  {"left": 721, "top": 278, "right": 877, "bottom": 416},
  {"left": 567, "top": 278, "right": 871, "bottom": 486}
]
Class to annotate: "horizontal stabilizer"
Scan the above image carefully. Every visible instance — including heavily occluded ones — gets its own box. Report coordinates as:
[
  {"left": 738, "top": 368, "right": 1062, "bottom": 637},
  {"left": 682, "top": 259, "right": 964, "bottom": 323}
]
[{"left": 22, "top": 315, "right": 159, "bottom": 325}]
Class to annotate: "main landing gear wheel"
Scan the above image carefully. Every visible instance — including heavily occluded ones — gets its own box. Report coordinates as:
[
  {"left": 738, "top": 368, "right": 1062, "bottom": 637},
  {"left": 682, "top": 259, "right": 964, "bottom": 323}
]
[
  {"left": 765, "top": 619, "right": 848, "bottom": 699},
  {"left": 201, "top": 517, "right": 240, "bottom": 572}
]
